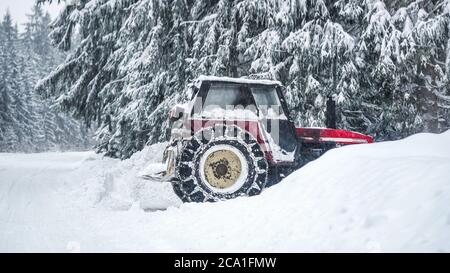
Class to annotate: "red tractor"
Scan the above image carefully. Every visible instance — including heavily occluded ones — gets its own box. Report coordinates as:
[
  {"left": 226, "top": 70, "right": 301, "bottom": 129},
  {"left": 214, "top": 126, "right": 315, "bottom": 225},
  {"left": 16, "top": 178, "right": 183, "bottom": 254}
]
[{"left": 142, "top": 76, "right": 372, "bottom": 202}]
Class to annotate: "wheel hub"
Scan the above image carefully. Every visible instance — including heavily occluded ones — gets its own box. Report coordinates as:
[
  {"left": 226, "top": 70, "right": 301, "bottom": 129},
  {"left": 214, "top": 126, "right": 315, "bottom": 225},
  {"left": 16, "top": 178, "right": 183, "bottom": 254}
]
[
  {"left": 204, "top": 149, "right": 242, "bottom": 189},
  {"left": 214, "top": 163, "right": 229, "bottom": 177}
]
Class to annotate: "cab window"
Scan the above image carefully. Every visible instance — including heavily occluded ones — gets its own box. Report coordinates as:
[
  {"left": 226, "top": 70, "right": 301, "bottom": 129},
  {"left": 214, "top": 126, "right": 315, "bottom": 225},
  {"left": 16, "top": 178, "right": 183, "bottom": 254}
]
[{"left": 251, "top": 86, "right": 284, "bottom": 118}]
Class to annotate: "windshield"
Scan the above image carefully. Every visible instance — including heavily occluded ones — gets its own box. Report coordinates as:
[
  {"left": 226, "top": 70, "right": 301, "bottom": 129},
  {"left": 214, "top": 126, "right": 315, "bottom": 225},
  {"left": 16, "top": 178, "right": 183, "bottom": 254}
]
[
  {"left": 203, "top": 83, "right": 255, "bottom": 108},
  {"left": 200, "top": 83, "right": 257, "bottom": 119}
]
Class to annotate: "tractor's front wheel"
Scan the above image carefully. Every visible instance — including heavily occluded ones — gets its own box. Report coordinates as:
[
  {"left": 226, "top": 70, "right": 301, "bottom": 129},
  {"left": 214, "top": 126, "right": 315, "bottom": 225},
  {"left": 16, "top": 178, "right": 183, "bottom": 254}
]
[{"left": 173, "top": 126, "right": 268, "bottom": 202}]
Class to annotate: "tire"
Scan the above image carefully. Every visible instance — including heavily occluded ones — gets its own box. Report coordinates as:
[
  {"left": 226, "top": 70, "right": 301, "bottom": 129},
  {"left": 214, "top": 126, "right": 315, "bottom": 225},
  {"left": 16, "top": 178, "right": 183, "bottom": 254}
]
[{"left": 172, "top": 125, "right": 268, "bottom": 202}]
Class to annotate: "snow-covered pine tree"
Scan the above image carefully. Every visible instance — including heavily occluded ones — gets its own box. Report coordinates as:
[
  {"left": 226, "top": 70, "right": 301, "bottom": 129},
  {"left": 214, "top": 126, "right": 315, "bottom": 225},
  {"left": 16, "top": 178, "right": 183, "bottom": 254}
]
[
  {"left": 0, "top": 11, "right": 24, "bottom": 152},
  {"left": 357, "top": 0, "right": 450, "bottom": 140},
  {"left": 281, "top": 0, "right": 360, "bottom": 128},
  {"left": 411, "top": 0, "right": 450, "bottom": 133},
  {"left": 24, "top": 3, "right": 94, "bottom": 152},
  {"left": 36, "top": 0, "right": 450, "bottom": 158},
  {"left": 0, "top": 16, "right": 14, "bottom": 149},
  {"left": 0, "top": 5, "right": 93, "bottom": 153},
  {"left": 0, "top": 15, "right": 10, "bottom": 148}
]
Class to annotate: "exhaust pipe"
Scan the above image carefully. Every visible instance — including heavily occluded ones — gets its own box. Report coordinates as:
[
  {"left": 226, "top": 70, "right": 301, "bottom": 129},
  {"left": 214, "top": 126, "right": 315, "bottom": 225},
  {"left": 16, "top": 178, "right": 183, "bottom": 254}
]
[{"left": 326, "top": 95, "right": 336, "bottom": 129}]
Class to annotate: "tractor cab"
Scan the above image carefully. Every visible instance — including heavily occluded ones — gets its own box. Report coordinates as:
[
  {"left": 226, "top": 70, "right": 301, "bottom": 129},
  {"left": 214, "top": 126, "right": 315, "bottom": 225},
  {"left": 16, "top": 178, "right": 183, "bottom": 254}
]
[{"left": 186, "top": 76, "right": 298, "bottom": 164}]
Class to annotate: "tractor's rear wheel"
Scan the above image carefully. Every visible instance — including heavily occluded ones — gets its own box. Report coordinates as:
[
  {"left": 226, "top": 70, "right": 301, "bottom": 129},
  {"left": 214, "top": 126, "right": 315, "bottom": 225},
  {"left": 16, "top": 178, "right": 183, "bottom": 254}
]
[{"left": 173, "top": 126, "right": 268, "bottom": 202}]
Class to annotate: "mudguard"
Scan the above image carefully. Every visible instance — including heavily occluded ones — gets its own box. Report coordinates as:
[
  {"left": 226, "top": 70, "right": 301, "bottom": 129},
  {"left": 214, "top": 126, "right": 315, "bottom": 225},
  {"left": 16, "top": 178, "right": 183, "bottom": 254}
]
[{"left": 296, "top": 128, "right": 373, "bottom": 145}]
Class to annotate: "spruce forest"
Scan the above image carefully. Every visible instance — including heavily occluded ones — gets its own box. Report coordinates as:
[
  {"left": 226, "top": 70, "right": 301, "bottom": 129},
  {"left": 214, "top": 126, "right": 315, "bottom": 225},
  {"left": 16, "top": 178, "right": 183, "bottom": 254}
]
[
  {"left": 3, "top": 0, "right": 450, "bottom": 158},
  {"left": 0, "top": 3, "right": 92, "bottom": 152}
]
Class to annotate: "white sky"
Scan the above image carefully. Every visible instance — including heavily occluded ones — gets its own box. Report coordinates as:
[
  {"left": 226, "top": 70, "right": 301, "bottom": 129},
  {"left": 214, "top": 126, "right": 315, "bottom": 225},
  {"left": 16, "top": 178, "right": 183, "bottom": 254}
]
[{"left": 0, "top": 0, "right": 64, "bottom": 32}]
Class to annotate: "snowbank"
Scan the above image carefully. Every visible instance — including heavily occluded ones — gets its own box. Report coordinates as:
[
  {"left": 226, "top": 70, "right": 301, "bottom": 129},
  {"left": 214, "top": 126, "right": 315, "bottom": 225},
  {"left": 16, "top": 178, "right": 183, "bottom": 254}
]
[{"left": 0, "top": 131, "right": 449, "bottom": 252}]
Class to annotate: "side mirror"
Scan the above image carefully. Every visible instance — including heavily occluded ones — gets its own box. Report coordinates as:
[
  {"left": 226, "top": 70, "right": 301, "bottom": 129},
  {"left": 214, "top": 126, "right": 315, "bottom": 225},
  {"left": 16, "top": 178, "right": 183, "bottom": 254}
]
[{"left": 168, "top": 104, "right": 185, "bottom": 122}]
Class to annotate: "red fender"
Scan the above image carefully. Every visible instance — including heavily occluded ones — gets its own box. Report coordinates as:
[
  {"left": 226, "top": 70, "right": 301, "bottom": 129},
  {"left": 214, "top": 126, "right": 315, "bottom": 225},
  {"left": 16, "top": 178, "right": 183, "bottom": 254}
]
[{"left": 296, "top": 128, "right": 373, "bottom": 145}]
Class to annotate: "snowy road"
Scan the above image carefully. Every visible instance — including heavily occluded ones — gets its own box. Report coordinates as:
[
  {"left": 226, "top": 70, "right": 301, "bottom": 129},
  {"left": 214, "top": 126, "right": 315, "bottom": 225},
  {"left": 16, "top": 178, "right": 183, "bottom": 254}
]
[
  {"left": 0, "top": 152, "right": 91, "bottom": 251},
  {"left": 1, "top": 132, "right": 450, "bottom": 252},
  {"left": 0, "top": 148, "right": 181, "bottom": 252}
]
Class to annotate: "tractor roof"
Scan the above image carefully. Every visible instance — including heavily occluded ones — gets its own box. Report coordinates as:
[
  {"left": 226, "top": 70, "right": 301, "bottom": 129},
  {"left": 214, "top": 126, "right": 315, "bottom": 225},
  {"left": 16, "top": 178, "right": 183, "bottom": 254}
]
[{"left": 195, "top": 75, "right": 282, "bottom": 87}]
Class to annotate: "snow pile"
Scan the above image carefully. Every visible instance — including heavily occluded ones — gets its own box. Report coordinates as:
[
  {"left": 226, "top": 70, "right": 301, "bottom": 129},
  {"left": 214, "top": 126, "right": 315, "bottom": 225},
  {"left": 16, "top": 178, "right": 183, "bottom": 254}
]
[
  {"left": 0, "top": 131, "right": 449, "bottom": 252},
  {"left": 75, "top": 142, "right": 181, "bottom": 211}
]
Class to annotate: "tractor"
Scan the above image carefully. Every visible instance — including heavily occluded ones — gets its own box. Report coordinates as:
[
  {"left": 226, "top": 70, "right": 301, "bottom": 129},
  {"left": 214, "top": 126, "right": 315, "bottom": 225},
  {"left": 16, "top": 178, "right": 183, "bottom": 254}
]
[{"left": 141, "top": 76, "right": 373, "bottom": 202}]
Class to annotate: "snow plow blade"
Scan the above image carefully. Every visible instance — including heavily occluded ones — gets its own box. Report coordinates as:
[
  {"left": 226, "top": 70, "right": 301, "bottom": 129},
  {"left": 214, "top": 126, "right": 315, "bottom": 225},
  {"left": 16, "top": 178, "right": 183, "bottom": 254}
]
[{"left": 139, "top": 148, "right": 177, "bottom": 182}]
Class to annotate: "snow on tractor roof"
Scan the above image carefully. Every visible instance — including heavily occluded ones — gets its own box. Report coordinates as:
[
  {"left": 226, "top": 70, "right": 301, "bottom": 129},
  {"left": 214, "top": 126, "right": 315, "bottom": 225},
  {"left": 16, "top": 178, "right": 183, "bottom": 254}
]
[{"left": 195, "top": 75, "right": 282, "bottom": 87}]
